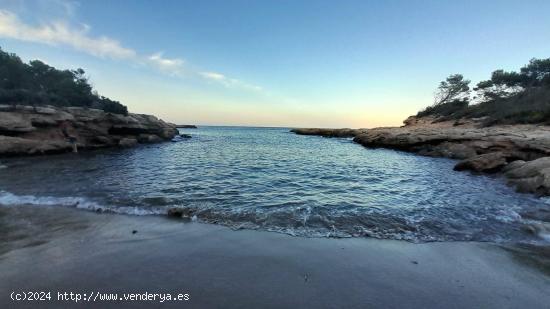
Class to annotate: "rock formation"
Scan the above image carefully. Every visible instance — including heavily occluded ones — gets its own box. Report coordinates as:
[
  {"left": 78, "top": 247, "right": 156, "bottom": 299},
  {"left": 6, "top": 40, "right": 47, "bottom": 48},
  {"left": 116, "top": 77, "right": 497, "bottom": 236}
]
[
  {"left": 290, "top": 128, "right": 365, "bottom": 138},
  {"left": 503, "top": 157, "right": 550, "bottom": 195},
  {"left": 0, "top": 105, "right": 178, "bottom": 156}
]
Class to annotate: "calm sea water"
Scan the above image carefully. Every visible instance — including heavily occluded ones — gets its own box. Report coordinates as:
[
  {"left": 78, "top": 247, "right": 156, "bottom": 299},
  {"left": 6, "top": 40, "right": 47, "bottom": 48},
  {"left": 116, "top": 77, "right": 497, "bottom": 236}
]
[{"left": 1, "top": 126, "right": 549, "bottom": 242}]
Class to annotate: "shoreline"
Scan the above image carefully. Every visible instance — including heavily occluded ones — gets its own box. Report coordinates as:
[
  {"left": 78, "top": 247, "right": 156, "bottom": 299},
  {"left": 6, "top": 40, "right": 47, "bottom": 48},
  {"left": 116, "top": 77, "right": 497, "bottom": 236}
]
[{"left": 1, "top": 204, "right": 549, "bottom": 308}]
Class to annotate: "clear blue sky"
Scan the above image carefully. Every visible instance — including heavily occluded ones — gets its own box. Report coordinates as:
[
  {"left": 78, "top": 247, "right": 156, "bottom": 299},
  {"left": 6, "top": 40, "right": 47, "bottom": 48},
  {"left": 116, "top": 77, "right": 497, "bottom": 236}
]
[{"left": 1, "top": 0, "right": 549, "bottom": 127}]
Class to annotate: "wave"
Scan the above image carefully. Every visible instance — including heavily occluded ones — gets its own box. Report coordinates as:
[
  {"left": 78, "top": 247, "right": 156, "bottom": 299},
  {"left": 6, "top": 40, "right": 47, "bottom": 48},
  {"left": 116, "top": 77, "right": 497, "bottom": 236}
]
[
  {"left": 0, "top": 191, "right": 162, "bottom": 216},
  {"left": 0, "top": 190, "right": 545, "bottom": 244},
  {"left": 0, "top": 190, "right": 416, "bottom": 240},
  {"left": 522, "top": 220, "right": 550, "bottom": 242}
]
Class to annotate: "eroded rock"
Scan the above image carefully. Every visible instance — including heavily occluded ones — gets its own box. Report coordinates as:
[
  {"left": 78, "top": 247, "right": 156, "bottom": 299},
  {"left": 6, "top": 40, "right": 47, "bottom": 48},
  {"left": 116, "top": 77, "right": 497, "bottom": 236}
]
[
  {"left": 504, "top": 158, "right": 550, "bottom": 195},
  {"left": 0, "top": 105, "right": 178, "bottom": 156},
  {"left": 502, "top": 160, "right": 526, "bottom": 173},
  {"left": 505, "top": 157, "right": 550, "bottom": 179},
  {"left": 454, "top": 152, "right": 509, "bottom": 172},
  {"left": 0, "top": 135, "right": 70, "bottom": 155},
  {"left": 167, "top": 207, "right": 195, "bottom": 218},
  {"left": 0, "top": 112, "right": 34, "bottom": 133},
  {"left": 118, "top": 138, "right": 138, "bottom": 147},
  {"left": 291, "top": 128, "right": 364, "bottom": 138},
  {"left": 138, "top": 134, "right": 163, "bottom": 143}
]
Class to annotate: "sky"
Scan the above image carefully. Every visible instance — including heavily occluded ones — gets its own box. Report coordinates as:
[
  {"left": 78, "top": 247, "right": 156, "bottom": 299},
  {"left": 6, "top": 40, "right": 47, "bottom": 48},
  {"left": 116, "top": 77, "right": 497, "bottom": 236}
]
[{"left": 0, "top": 0, "right": 549, "bottom": 128}]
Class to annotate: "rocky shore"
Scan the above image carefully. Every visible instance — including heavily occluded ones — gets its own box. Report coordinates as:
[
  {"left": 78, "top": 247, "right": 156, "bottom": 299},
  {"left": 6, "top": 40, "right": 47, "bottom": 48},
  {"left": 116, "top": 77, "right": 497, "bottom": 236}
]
[
  {"left": 0, "top": 105, "right": 178, "bottom": 156},
  {"left": 290, "top": 128, "right": 364, "bottom": 138},
  {"left": 292, "top": 117, "right": 550, "bottom": 196}
]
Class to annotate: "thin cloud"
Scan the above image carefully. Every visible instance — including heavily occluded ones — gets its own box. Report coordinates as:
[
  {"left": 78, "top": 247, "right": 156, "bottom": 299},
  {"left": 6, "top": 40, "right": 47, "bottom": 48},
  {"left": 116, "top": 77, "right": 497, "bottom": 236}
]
[
  {"left": 0, "top": 9, "right": 185, "bottom": 75},
  {"left": 0, "top": 10, "right": 136, "bottom": 59},
  {"left": 200, "top": 71, "right": 226, "bottom": 81},
  {"left": 0, "top": 8, "right": 263, "bottom": 92},
  {"left": 148, "top": 52, "right": 184, "bottom": 76},
  {"left": 200, "top": 71, "right": 263, "bottom": 92}
]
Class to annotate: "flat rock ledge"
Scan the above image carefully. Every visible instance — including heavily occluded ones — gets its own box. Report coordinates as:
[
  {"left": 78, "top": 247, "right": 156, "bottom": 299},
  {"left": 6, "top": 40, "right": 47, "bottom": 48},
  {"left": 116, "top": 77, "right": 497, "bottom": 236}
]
[
  {"left": 290, "top": 128, "right": 366, "bottom": 138},
  {"left": 292, "top": 123, "right": 550, "bottom": 196},
  {"left": 0, "top": 105, "right": 178, "bottom": 156}
]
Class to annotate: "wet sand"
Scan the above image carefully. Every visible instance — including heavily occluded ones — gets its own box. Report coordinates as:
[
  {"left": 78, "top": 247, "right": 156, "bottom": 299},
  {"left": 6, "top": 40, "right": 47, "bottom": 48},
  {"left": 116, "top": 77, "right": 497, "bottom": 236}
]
[{"left": 1, "top": 205, "right": 549, "bottom": 308}]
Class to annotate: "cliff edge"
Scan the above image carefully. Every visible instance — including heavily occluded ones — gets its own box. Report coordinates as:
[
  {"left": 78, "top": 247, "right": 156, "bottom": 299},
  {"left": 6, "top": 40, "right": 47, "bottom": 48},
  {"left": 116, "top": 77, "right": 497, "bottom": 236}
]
[{"left": 0, "top": 105, "right": 178, "bottom": 156}]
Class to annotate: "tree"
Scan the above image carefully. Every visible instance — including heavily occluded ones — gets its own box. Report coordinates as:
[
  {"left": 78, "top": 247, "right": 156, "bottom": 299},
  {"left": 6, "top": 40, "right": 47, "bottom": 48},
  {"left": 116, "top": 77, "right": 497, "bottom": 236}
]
[
  {"left": 474, "top": 70, "right": 524, "bottom": 102},
  {"left": 434, "top": 74, "right": 470, "bottom": 105},
  {"left": 473, "top": 58, "right": 550, "bottom": 103},
  {"left": 0, "top": 47, "right": 128, "bottom": 115},
  {"left": 520, "top": 58, "right": 550, "bottom": 87},
  {"left": 418, "top": 57, "right": 550, "bottom": 125}
]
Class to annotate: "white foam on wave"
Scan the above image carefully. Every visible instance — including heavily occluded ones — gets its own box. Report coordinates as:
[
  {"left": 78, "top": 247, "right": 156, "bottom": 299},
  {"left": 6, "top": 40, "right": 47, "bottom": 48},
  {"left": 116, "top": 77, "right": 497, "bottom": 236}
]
[
  {"left": 532, "top": 222, "right": 550, "bottom": 242},
  {"left": 0, "top": 190, "right": 163, "bottom": 216},
  {"left": 1, "top": 190, "right": 547, "bottom": 244},
  {"left": 539, "top": 196, "right": 550, "bottom": 205},
  {"left": 495, "top": 209, "right": 522, "bottom": 223}
]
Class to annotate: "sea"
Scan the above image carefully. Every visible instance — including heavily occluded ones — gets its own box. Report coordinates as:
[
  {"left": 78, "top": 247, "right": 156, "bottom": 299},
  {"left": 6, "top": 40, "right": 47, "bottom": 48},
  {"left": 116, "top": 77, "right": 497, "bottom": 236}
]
[{"left": 1, "top": 126, "right": 549, "bottom": 243}]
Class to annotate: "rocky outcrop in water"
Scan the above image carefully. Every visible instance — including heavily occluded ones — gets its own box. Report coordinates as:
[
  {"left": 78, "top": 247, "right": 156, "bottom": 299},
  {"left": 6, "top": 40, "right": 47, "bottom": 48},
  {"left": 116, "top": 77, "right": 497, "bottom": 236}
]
[
  {"left": 503, "top": 157, "right": 550, "bottom": 195},
  {"left": 290, "top": 128, "right": 365, "bottom": 138},
  {"left": 0, "top": 105, "right": 178, "bottom": 156},
  {"left": 292, "top": 117, "right": 550, "bottom": 196}
]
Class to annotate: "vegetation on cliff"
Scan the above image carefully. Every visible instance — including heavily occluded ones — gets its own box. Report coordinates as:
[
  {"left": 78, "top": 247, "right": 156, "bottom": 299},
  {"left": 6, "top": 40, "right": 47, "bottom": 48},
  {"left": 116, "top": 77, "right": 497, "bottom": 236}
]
[
  {"left": 418, "top": 58, "right": 550, "bottom": 125},
  {"left": 0, "top": 47, "right": 128, "bottom": 115}
]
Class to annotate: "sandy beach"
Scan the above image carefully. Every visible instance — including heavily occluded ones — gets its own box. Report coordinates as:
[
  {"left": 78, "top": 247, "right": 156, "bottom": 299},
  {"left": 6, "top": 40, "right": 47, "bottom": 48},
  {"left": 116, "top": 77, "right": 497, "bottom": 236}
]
[
  {"left": 1, "top": 205, "right": 549, "bottom": 309},
  {"left": 2, "top": 2, "right": 550, "bottom": 308}
]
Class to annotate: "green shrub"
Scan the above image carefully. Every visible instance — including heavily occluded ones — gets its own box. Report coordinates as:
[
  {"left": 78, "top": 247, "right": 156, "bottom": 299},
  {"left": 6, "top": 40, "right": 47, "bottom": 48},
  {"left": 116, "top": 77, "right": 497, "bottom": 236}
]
[{"left": 417, "top": 99, "right": 469, "bottom": 118}]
